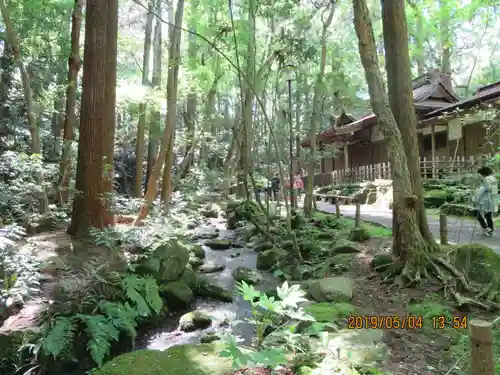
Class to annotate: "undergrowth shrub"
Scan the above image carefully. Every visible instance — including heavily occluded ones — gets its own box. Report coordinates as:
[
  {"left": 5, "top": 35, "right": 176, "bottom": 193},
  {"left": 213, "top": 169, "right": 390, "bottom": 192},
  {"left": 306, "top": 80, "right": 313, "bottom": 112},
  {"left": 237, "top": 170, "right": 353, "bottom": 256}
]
[{"left": 38, "top": 263, "right": 163, "bottom": 368}]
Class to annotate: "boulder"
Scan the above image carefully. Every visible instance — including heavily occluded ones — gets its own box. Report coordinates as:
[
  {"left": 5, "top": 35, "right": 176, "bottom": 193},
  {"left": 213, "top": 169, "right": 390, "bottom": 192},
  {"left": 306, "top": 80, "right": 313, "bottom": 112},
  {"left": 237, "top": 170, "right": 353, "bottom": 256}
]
[
  {"left": 190, "top": 232, "right": 219, "bottom": 241},
  {"left": 179, "top": 311, "right": 212, "bottom": 332},
  {"left": 330, "top": 240, "right": 363, "bottom": 255},
  {"left": 151, "top": 239, "right": 190, "bottom": 282},
  {"left": 188, "top": 245, "right": 206, "bottom": 259},
  {"left": 329, "top": 253, "right": 357, "bottom": 274},
  {"left": 205, "top": 239, "right": 233, "bottom": 250},
  {"left": 93, "top": 343, "right": 232, "bottom": 375},
  {"left": 200, "top": 333, "right": 220, "bottom": 343},
  {"left": 348, "top": 226, "right": 371, "bottom": 242},
  {"left": 161, "top": 281, "right": 194, "bottom": 309},
  {"left": 189, "top": 256, "right": 205, "bottom": 268},
  {"left": 198, "top": 262, "right": 225, "bottom": 274},
  {"left": 178, "top": 267, "right": 198, "bottom": 289},
  {"left": 256, "top": 248, "right": 288, "bottom": 270},
  {"left": 307, "top": 277, "right": 354, "bottom": 302},
  {"left": 371, "top": 253, "right": 393, "bottom": 272},
  {"left": 454, "top": 243, "right": 500, "bottom": 288},
  {"left": 232, "top": 267, "right": 262, "bottom": 285},
  {"left": 195, "top": 278, "right": 233, "bottom": 302}
]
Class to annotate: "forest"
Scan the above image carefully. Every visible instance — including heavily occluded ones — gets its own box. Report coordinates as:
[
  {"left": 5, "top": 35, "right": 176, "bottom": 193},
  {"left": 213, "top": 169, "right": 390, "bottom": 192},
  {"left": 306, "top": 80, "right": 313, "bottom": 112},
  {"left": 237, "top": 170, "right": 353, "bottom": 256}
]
[{"left": 0, "top": 0, "right": 499, "bottom": 374}]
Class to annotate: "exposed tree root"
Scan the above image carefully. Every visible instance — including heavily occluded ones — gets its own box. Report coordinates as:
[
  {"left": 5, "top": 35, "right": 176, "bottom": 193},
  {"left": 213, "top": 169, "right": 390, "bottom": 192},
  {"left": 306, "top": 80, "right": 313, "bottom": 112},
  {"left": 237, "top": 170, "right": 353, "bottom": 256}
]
[{"left": 390, "top": 254, "right": 500, "bottom": 311}]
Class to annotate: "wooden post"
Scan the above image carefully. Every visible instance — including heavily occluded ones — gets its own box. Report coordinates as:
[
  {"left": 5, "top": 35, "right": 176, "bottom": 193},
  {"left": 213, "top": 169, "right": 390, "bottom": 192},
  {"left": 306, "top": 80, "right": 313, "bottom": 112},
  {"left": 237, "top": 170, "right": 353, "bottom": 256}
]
[
  {"left": 355, "top": 201, "right": 361, "bottom": 227},
  {"left": 431, "top": 124, "right": 436, "bottom": 179},
  {"left": 469, "top": 319, "right": 494, "bottom": 375},
  {"left": 343, "top": 142, "right": 349, "bottom": 170},
  {"left": 335, "top": 198, "right": 341, "bottom": 218},
  {"left": 439, "top": 213, "right": 448, "bottom": 245}
]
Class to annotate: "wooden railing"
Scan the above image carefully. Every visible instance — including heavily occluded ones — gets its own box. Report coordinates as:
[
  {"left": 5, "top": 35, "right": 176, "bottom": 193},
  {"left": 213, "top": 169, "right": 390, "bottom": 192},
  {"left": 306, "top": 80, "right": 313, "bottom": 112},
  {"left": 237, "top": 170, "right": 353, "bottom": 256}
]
[{"left": 310, "top": 154, "right": 495, "bottom": 187}]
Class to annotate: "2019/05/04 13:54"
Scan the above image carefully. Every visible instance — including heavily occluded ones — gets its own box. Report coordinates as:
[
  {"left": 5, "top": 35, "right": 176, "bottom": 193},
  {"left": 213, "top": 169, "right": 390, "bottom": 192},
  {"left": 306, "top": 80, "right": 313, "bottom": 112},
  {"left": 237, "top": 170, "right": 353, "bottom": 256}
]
[{"left": 347, "top": 315, "right": 468, "bottom": 329}]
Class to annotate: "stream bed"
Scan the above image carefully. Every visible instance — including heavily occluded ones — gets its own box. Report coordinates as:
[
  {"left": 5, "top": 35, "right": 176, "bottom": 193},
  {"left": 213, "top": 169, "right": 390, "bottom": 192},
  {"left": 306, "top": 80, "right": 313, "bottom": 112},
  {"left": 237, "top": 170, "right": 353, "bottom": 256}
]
[{"left": 137, "top": 217, "right": 279, "bottom": 350}]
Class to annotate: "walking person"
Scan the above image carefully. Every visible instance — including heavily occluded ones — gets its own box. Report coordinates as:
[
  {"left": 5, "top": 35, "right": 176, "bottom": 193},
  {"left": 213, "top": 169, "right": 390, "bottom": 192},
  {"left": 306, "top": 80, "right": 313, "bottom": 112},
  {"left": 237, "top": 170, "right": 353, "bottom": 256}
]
[
  {"left": 294, "top": 172, "right": 304, "bottom": 200},
  {"left": 270, "top": 173, "right": 280, "bottom": 201},
  {"left": 473, "top": 166, "right": 498, "bottom": 236}
]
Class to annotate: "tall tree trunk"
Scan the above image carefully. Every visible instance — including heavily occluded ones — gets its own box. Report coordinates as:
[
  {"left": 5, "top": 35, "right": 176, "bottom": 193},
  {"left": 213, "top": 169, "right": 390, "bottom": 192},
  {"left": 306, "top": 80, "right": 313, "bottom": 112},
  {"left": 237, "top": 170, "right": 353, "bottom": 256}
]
[
  {"left": 68, "top": 0, "right": 118, "bottom": 236},
  {"left": 407, "top": 1, "right": 425, "bottom": 75},
  {"left": 59, "top": 0, "right": 83, "bottom": 205},
  {"left": 145, "top": 0, "right": 163, "bottom": 192},
  {"left": 381, "top": 0, "right": 437, "bottom": 252},
  {"left": 354, "top": 0, "right": 428, "bottom": 280},
  {"left": 136, "top": 0, "right": 184, "bottom": 223},
  {"left": 102, "top": 0, "right": 118, "bottom": 226},
  {"left": 135, "top": 0, "right": 154, "bottom": 197},
  {"left": 0, "top": 38, "right": 13, "bottom": 128},
  {"left": 0, "top": 0, "right": 39, "bottom": 154},
  {"left": 304, "top": 3, "right": 335, "bottom": 217}
]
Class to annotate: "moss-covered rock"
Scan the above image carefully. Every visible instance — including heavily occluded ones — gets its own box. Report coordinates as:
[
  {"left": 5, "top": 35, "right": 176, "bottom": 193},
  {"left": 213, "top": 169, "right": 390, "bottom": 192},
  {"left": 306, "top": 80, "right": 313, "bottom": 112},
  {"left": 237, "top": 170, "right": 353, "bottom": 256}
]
[
  {"left": 307, "top": 276, "right": 354, "bottom": 302},
  {"left": 198, "top": 261, "right": 225, "bottom": 274},
  {"left": 329, "top": 253, "right": 357, "bottom": 273},
  {"left": 179, "top": 311, "right": 212, "bottom": 332},
  {"left": 330, "top": 240, "right": 363, "bottom": 255},
  {"left": 200, "top": 204, "right": 220, "bottom": 218},
  {"left": 200, "top": 333, "right": 220, "bottom": 343},
  {"left": 205, "top": 239, "right": 233, "bottom": 250},
  {"left": 94, "top": 343, "right": 232, "bottom": 375},
  {"left": 178, "top": 267, "right": 198, "bottom": 289},
  {"left": 190, "top": 232, "right": 219, "bottom": 241},
  {"left": 232, "top": 267, "right": 262, "bottom": 285},
  {"left": 453, "top": 243, "right": 500, "bottom": 289},
  {"left": 371, "top": 253, "right": 393, "bottom": 272},
  {"left": 154, "top": 239, "right": 190, "bottom": 282},
  {"left": 189, "top": 256, "right": 205, "bottom": 268},
  {"left": 290, "top": 264, "right": 312, "bottom": 281},
  {"left": 195, "top": 277, "right": 233, "bottom": 302},
  {"left": 349, "top": 226, "right": 371, "bottom": 242},
  {"left": 188, "top": 244, "right": 206, "bottom": 259},
  {"left": 161, "top": 281, "right": 194, "bottom": 309},
  {"left": 256, "top": 248, "right": 288, "bottom": 270}
]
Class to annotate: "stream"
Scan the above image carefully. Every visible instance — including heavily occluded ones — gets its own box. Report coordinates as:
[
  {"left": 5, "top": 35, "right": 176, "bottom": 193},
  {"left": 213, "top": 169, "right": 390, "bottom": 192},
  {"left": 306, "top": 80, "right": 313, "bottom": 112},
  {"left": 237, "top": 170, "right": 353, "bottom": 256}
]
[{"left": 138, "top": 216, "right": 279, "bottom": 350}]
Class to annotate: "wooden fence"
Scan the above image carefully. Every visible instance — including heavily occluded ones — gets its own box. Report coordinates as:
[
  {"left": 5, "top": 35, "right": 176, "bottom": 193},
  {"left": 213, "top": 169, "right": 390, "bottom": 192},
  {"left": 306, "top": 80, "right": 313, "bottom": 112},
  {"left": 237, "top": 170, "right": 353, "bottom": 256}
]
[{"left": 310, "top": 154, "right": 496, "bottom": 187}]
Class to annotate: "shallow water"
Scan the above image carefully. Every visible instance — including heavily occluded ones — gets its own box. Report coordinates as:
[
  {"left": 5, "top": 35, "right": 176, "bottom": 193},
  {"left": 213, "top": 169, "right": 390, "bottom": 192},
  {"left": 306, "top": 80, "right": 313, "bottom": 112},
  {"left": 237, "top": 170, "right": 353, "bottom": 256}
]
[{"left": 137, "top": 218, "right": 278, "bottom": 350}]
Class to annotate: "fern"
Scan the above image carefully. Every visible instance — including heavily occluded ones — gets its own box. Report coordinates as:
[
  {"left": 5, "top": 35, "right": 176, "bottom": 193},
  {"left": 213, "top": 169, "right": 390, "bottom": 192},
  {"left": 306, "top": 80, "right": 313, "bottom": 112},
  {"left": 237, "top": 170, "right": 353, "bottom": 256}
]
[
  {"left": 140, "top": 276, "right": 163, "bottom": 314},
  {"left": 75, "top": 314, "right": 120, "bottom": 367},
  {"left": 121, "top": 275, "right": 151, "bottom": 316},
  {"left": 41, "top": 316, "right": 76, "bottom": 358},
  {"left": 98, "top": 301, "right": 138, "bottom": 339}
]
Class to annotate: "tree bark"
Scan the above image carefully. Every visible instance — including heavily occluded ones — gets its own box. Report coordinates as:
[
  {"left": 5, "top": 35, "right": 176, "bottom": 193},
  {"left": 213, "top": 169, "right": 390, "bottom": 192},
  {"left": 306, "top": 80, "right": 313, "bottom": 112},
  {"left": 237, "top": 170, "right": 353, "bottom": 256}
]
[
  {"left": 0, "top": 0, "right": 39, "bottom": 154},
  {"left": 304, "top": 3, "right": 335, "bottom": 217},
  {"left": 381, "top": 0, "right": 437, "bottom": 252},
  {"left": 68, "top": 0, "right": 118, "bottom": 236},
  {"left": 145, "top": 0, "right": 163, "bottom": 192},
  {"left": 353, "top": 0, "right": 428, "bottom": 278},
  {"left": 59, "top": 0, "right": 83, "bottom": 205},
  {"left": 135, "top": 0, "right": 154, "bottom": 197},
  {"left": 136, "top": 0, "right": 184, "bottom": 223}
]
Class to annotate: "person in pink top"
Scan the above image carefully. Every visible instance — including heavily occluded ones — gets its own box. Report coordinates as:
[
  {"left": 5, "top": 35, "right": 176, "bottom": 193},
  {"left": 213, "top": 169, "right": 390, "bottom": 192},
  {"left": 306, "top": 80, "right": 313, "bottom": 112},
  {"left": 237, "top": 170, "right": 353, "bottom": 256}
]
[{"left": 294, "top": 172, "right": 304, "bottom": 198}]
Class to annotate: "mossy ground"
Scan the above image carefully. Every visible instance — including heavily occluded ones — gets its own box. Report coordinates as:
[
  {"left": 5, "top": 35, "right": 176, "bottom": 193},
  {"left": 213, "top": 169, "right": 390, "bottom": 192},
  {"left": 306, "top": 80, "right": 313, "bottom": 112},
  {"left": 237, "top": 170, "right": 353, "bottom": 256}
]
[{"left": 93, "top": 343, "right": 232, "bottom": 375}]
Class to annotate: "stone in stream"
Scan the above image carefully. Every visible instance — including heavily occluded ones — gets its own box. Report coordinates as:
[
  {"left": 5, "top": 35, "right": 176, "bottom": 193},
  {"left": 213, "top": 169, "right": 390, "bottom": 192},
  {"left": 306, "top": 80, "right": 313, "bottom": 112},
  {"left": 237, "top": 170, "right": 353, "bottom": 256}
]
[
  {"left": 232, "top": 267, "right": 262, "bottom": 285},
  {"left": 205, "top": 239, "right": 233, "bottom": 250},
  {"left": 93, "top": 343, "right": 232, "bottom": 375},
  {"left": 198, "top": 261, "right": 225, "bottom": 274},
  {"left": 200, "top": 333, "right": 220, "bottom": 343},
  {"left": 256, "top": 248, "right": 288, "bottom": 270},
  {"left": 307, "top": 276, "right": 354, "bottom": 302},
  {"left": 153, "top": 239, "right": 190, "bottom": 282},
  {"left": 179, "top": 311, "right": 212, "bottom": 332},
  {"left": 195, "top": 277, "right": 233, "bottom": 302},
  {"left": 190, "top": 232, "right": 219, "bottom": 241},
  {"left": 188, "top": 244, "right": 205, "bottom": 259},
  {"left": 230, "top": 251, "right": 241, "bottom": 258},
  {"left": 161, "top": 281, "right": 194, "bottom": 309},
  {"left": 189, "top": 256, "right": 205, "bottom": 268}
]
